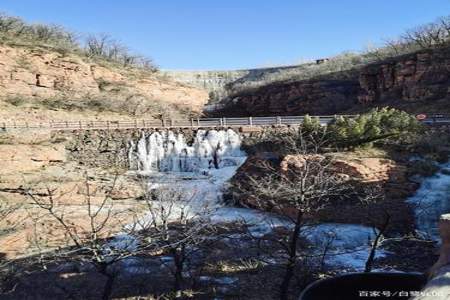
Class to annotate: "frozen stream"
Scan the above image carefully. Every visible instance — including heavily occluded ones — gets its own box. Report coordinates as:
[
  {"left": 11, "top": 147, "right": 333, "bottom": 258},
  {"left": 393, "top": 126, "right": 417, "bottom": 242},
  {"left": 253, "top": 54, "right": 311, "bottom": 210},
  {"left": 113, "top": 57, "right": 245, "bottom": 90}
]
[
  {"left": 407, "top": 160, "right": 450, "bottom": 241},
  {"left": 126, "top": 129, "right": 385, "bottom": 271}
]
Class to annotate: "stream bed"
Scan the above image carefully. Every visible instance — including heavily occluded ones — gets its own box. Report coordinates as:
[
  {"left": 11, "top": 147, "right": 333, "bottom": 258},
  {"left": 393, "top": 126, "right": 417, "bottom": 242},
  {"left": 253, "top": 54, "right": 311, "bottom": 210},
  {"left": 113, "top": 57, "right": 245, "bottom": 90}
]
[{"left": 125, "top": 129, "right": 390, "bottom": 272}]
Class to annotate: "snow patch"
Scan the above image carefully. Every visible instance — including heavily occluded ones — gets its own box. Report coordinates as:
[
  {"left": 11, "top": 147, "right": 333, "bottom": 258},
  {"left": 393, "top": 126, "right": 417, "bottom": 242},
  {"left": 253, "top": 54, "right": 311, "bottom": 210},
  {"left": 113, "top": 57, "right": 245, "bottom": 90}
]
[{"left": 304, "top": 223, "right": 387, "bottom": 271}]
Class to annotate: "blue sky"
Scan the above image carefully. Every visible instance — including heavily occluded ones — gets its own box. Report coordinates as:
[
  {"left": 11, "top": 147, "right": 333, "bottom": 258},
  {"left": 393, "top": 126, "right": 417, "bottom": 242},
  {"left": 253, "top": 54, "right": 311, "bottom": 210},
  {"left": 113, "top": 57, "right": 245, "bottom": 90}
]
[{"left": 1, "top": 0, "right": 449, "bottom": 70}]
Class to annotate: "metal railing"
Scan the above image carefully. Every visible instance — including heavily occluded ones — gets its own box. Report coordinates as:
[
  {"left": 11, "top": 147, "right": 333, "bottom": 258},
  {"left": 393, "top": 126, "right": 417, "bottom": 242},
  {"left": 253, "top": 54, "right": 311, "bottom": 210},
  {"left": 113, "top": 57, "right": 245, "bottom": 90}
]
[{"left": 1, "top": 114, "right": 449, "bottom": 131}]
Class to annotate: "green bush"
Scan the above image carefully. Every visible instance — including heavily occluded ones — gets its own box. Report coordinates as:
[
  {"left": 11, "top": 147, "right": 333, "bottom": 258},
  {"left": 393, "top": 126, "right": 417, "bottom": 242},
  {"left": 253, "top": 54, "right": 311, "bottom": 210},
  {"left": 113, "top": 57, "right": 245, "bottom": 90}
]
[
  {"left": 3, "top": 96, "right": 26, "bottom": 106},
  {"left": 328, "top": 108, "right": 422, "bottom": 149}
]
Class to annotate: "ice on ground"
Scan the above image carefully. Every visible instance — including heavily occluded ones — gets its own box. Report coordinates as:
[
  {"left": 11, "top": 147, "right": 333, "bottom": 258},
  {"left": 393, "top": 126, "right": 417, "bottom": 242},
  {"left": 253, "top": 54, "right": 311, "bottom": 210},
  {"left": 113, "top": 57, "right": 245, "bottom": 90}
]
[
  {"left": 199, "top": 276, "right": 239, "bottom": 285},
  {"left": 126, "top": 129, "right": 391, "bottom": 271},
  {"left": 407, "top": 160, "right": 450, "bottom": 241},
  {"left": 211, "top": 207, "right": 291, "bottom": 237},
  {"left": 105, "top": 234, "right": 139, "bottom": 252},
  {"left": 304, "top": 223, "right": 387, "bottom": 271}
]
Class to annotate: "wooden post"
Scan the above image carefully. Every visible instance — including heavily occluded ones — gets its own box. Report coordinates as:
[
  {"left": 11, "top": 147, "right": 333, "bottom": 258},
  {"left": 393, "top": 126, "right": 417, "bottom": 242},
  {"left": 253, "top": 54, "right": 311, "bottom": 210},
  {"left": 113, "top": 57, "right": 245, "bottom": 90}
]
[
  {"left": 79, "top": 121, "right": 82, "bottom": 129},
  {"left": 219, "top": 118, "right": 223, "bottom": 127},
  {"left": 190, "top": 118, "right": 194, "bottom": 127},
  {"left": 106, "top": 121, "right": 110, "bottom": 130},
  {"left": 162, "top": 119, "right": 166, "bottom": 128},
  {"left": 197, "top": 118, "right": 200, "bottom": 127},
  {"left": 223, "top": 118, "right": 227, "bottom": 127},
  {"left": 276, "top": 116, "right": 281, "bottom": 125},
  {"left": 248, "top": 116, "right": 253, "bottom": 127}
]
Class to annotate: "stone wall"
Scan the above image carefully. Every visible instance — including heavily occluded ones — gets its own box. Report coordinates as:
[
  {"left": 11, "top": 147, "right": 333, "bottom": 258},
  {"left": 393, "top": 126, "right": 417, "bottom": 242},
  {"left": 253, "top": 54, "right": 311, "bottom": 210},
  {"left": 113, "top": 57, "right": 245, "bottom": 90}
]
[
  {"left": 53, "top": 128, "right": 200, "bottom": 170},
  {"left": 53, "top": 129, "right": 139, "bottom": 170}
]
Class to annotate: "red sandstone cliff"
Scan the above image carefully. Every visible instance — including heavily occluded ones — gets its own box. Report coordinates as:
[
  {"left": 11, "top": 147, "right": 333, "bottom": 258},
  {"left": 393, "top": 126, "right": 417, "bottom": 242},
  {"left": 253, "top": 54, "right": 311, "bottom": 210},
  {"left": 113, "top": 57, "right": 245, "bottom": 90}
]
[
  {"left": 212, "top": 47, "right": 450, "bottom": 117},
  {"left": 0, "top": 45, "right": 208, "bottom": 122}
]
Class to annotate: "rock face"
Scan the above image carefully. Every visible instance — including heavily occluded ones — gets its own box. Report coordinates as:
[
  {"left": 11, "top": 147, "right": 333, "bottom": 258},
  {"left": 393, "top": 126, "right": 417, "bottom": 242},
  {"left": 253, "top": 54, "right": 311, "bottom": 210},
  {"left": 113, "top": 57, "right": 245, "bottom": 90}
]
[
  {"left": 358, "top": 49, "right": 450, "bottom": 105},
  {"left": 211, "top": 47, "right": 450, "bottom": 116},
  {"left": 161, "top": 69, "right": 248, "bottom": 102},
  {"left": 0, "top": 45, "right": 208, "bottom": 121},
  {"left": 162, "top": 64, "right": 327, "bottom": 105},
  {"left": 233, "top": 152, "right": 417, "bottom": 234},
  {"left": 212, "top": 78, "right": 360, "bottom": 116}
]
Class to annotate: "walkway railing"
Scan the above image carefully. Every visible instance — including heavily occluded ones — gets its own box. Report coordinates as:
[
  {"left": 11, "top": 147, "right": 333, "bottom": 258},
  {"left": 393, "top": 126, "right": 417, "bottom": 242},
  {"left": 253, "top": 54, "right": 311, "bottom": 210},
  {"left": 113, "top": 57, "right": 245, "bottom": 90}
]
[{"left": 1, "top": 115, "right": 449, "bottom": 131}]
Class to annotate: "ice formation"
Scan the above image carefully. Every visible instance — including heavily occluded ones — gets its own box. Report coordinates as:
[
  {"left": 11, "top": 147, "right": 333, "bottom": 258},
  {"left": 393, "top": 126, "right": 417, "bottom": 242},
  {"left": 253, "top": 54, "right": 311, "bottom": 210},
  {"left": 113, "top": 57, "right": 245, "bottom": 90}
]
[
  {"left": 126, "top": 128, "right": 391, "bottom": 271},
  {"left": 407, "top": 161, "right": 450, "bottom": 241},
  {"left": 129, "top": 129, "right": 245, "bottom": 174},
  {"left": 303, "top": 223, "right": 387, "bottom": 270}
]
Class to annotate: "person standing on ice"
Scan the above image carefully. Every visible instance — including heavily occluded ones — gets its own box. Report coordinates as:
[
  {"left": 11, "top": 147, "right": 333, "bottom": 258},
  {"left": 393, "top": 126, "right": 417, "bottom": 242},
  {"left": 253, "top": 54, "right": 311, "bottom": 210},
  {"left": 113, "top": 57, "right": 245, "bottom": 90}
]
[{"left": 211, "top": 141, "right": 222, "bottom": 169}]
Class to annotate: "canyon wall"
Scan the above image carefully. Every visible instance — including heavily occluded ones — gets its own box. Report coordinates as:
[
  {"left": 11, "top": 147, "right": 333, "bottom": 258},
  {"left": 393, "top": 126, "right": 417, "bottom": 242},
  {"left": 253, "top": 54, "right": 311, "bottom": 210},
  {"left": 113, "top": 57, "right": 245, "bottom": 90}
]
[
  {"left": 209, "top": 47, "right": 450, "bottom": 116},
  {"left": 160, "top": 70, "right": 248, "bottom": 103},
  {"left": 161, "top": 64, "right": 315, "bottom": 105}
]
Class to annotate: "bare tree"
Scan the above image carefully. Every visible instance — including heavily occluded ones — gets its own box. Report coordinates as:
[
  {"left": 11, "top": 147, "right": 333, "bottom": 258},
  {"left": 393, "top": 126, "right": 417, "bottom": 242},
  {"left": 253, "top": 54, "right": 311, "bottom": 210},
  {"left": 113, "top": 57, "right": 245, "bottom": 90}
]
[
  {"left": 402, "top": 21, "right": 449, "bottom": 49},
  {"left": 236, "top": 124, "right": 384, "bottom": 299},
  {"left": 0, "top": 196, "right": 23, "bottom": 294},
  {"left": 129, "top": 182, "right": 217, "bottom": 296},
  {"left": 364, "top": 212, "right": 390, "bottom": 273},
  {"left": 25, "top": 172, "right": 153, "bottom": 300},
  {"left": 85, "top": 33, "right": 112, "bottom": 58},
  {"left": 241, "top": 155, "right": 353, "bottom": 299},
  {"left": 24, "top": 171, "right": 217, "bottom": 299}
]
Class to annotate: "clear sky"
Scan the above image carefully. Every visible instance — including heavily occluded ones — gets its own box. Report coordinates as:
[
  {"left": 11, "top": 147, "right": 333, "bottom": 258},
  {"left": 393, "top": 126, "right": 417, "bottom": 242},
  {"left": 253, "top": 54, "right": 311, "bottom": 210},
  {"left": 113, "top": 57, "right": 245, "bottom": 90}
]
[{"left": 1, "top": 0, "right": 449, "bottom": 70}]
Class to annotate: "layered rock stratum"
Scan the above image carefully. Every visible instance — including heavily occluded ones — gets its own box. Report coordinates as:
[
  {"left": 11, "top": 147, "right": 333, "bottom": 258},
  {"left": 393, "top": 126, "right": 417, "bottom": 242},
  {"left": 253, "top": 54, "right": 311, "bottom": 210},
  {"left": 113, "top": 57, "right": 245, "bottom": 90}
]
[
  {"left": 0, "top": 45, "right": 209, "bottom": 122},
  {"left": 201, "top": 47, "right": 450, "bottom": 116}
]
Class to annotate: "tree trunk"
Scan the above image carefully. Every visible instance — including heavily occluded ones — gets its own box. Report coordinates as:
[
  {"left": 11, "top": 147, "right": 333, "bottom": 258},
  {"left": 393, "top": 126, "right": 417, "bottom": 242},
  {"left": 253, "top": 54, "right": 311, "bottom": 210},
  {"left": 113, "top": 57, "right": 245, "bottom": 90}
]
[
  {"left": 280, "top": 210, "right": 303, "bottom": 300},
  {"left": 172, "top": 246, "right": 185, "bottom": 297},
  {"left": 364, "top": 214, "right": 390, "bottom": 273},
  {"left": 98, "top": 264, "right": 115, "bottom": 300},
  {"left": 102, "top": 274, "right": 115, "bottom": 300}
]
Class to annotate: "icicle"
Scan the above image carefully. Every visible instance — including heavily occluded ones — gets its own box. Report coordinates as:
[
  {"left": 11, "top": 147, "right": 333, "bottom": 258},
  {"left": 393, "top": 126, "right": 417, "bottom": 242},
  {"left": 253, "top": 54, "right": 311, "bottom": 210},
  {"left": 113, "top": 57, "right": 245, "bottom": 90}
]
[{"left": 131, "top": 129, "right": 245, "bottom": 173}]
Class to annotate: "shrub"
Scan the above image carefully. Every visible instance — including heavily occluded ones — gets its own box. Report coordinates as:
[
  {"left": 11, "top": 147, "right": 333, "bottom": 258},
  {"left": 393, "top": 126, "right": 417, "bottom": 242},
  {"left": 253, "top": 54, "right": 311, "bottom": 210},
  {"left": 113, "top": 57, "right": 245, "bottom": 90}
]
[
  {"left": 328, "top": 108, "right": 422, "bottom": 149},
  {"left": 3, "top": 96, "right": 25, "bottom": 106}
]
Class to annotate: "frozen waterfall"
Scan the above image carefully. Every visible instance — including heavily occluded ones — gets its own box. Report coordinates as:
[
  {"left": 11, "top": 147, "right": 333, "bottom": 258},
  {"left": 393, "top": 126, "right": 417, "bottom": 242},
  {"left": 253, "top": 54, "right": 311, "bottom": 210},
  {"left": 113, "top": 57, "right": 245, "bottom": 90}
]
[{"left": 129, "top": 129, "right": 245, "bottom": 174}]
